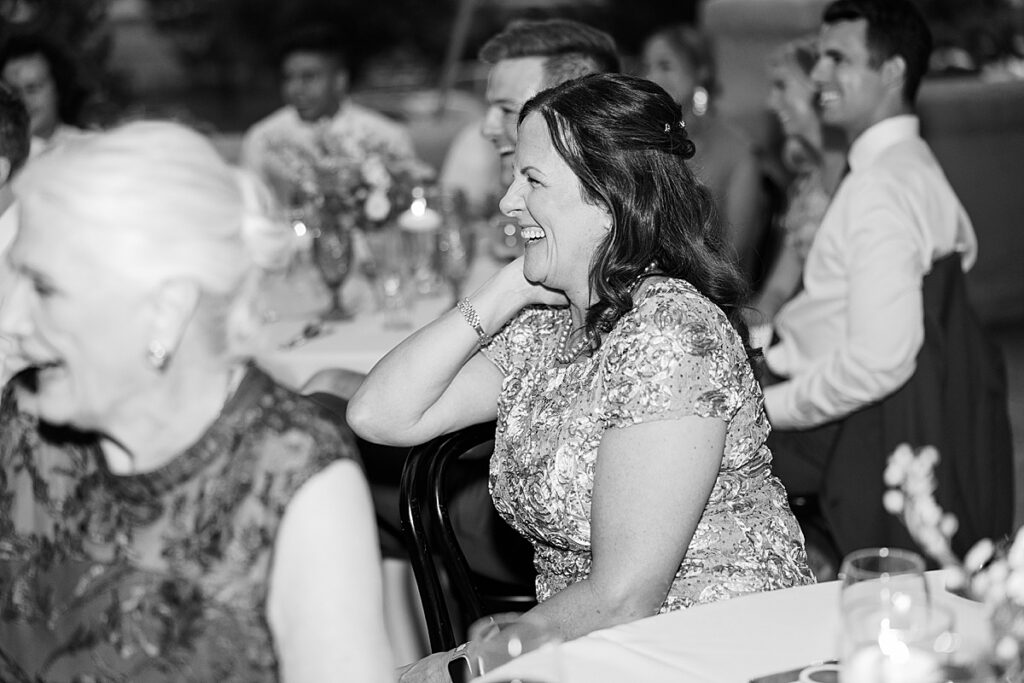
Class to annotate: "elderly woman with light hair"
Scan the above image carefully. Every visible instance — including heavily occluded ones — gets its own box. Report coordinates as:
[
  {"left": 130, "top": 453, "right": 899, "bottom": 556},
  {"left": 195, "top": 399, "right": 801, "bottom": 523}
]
[{"left": 0, "top": 120, "right": 393, "bottom": 682}]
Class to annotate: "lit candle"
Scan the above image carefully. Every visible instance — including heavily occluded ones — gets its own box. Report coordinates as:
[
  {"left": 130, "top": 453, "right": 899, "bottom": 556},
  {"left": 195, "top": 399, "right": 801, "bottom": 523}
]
[
  {"left": 397, "top": 196, "right": 442, "bottom": 232},
  {"left": 841, "top": 643, "right": 942, "bottom": 683}
]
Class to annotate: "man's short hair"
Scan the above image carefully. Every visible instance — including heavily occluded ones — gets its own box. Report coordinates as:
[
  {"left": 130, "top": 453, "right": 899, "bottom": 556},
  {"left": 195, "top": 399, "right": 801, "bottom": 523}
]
[
  {"left": 274, "top": 24, "right": 349, "bottom": 72},
  {"left": 823, "top": 0, "right": 933, "bottom": 104},
  {"left": 479, "top": 19, "right": 620, "bottom": 88},
  {"left": 0, "top": 82, "right": 30, "bottom": 177}
]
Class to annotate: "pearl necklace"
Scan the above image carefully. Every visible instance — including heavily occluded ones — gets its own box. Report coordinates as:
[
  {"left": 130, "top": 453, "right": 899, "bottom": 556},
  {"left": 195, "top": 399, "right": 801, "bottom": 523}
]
[
  {"left": 555, "top": 262, "right": 660, "bottom": 366},
  {"left": 555, "top": 319, "right": 593, "bottom": 365}
]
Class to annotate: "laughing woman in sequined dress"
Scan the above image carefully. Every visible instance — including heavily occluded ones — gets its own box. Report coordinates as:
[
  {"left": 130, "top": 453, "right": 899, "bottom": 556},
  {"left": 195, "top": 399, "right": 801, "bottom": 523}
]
[{"left": 349, "top": 73, "right": 813, "bottom": 682}]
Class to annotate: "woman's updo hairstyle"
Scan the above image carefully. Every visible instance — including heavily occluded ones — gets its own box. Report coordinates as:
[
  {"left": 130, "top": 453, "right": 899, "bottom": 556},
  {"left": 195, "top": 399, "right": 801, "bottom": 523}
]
[
  {"left": 518, "top": 73, "right": 753, "bottom": 359},
  {"left": 14, "top": 120, "right": 294, "bottom": 359}
]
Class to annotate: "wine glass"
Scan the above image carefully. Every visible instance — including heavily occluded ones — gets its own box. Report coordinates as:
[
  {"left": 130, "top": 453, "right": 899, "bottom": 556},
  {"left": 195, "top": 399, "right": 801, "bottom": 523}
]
[
  {"left": 467, "top": 612, "right": 563, "bottom": 681},
  {"left": 361, "top": 223, "right": 413, "bottom": 329},
  {"left": 311, "top": 208, "right": 354, "bottom": 321},
  {"left": 436, "top": 189, "right": 476, "bottom": 303},
  {"left": 838, "top": 547, "right": 935, "bottom": 682}
]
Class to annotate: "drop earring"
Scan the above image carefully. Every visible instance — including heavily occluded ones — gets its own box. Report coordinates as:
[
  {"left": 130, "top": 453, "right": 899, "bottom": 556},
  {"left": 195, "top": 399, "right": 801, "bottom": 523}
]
[
  {"left": 146, "top": 341, "right": 170, "bottom": 371},
  {"left": 691, "top": 86, "right": 709, "bottom": 117}
]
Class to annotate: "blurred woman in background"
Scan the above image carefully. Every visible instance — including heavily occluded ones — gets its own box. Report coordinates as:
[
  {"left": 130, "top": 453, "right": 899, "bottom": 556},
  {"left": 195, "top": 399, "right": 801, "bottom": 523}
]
[
  {"left": 641, "top": 24, "right": 767, "bottom": 282},
  {"left": 0, "top": 121, "right": 393, "bottom": 682},
  {"left": 0, "top": 33, "right": 89, "bottom": 156},
  {"left": 748, "top": 36, "right": 846, "bottom": 338}
]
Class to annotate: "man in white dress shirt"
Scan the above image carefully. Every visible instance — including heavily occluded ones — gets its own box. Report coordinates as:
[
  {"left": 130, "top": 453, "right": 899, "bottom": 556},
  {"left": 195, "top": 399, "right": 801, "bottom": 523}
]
[
  {"left": 241, "top": 25, "right": 414, "bottom": 202},
  {"left": 764, "top": 0, "right": 1011, "bottom": 558}
]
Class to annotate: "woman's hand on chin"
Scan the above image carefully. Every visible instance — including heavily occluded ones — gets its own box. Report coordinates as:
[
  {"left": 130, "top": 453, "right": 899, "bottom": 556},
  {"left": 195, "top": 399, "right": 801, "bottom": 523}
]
[{"left": 495, "top": 256, "right": 569, "bottom": 309}]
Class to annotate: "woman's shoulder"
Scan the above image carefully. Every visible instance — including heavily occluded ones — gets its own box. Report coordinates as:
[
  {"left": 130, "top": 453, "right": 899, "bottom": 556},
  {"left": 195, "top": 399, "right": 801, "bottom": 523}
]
[
  {"left": 236, "top": 368, "right": 359, "bottom": 477},
  {"left": 613, "top": 278, "right": 738, "bottom": 351},
  {"left": 630, "top": 277, "right": 722, "bottom": 320}
]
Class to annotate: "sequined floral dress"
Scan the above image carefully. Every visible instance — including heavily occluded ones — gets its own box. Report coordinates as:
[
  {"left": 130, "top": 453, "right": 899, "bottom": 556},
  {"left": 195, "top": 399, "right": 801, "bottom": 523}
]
[
  {"left": 0, "top": 366, "right": 355, "bottom": 682},
  {"left": 485, "top": 279, "right": 814, "bottom": 611}
]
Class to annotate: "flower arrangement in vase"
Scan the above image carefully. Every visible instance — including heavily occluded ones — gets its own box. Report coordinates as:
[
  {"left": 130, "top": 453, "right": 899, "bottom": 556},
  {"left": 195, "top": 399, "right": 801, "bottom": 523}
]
[
  {"left": 261, "top": 120, "right": 435, "bottom": 229},
  {"left": 884, "top": 443, "right": 1024, "bottom": 679},
  {"left": 258, "top": 121, "right": 436, "bottom": 317}
]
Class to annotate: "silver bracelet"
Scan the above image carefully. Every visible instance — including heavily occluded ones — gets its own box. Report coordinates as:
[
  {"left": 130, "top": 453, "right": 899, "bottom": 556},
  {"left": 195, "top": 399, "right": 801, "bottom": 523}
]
[{"left": 456, "top": 298, "right": 492, "bottom": 348}]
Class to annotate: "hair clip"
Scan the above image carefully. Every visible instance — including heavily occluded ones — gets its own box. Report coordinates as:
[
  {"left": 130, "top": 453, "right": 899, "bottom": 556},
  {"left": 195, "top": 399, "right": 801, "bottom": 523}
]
[
  {"left": 664, "top": 123, "right": 671, "bottom": 133},
  {"left": 678, "top": 119, "right": 686, "bottom": 130}
]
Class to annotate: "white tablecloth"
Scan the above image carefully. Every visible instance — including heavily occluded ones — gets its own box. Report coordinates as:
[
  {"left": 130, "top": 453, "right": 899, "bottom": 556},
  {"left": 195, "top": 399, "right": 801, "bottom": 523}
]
[
  {"left": 476, "top": 572, "right": 989, "bottom": 683},
  {"left": 255, "top": 253, "right": 501, "bottom": 389}
]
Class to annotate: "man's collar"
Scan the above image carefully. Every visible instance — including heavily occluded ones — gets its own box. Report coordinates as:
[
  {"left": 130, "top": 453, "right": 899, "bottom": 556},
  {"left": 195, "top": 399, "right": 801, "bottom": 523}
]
[
  {"left": 288, "top": 100, "right": 347, "bottom": 126},
  {"left": 848, "top": 115, "right": 919, "bottom": 172}
]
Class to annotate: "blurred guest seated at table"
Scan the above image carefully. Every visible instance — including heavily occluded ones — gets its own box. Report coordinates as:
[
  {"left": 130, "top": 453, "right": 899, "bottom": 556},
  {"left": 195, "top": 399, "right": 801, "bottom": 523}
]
[
  {"left": 439, "top": 118, "right": 501, "bottom": 221},
  {"left": 0, "top": 33, "right": 88, "bottom": 157},
  {"left": 0, "top": 82, "right": 30, "bottom": 376},
  {"left": 747, "top": 36, "right": 846, "bottom": 341},
  {"left": 0, "top": 81, "right": 29, "bottom": 256},
  {"left": 349, "top": 73, "right": 815, "bottom": 681},
  {"left": 0, "top": 121, "right": 393, "bottom": 682},
  {"left": 478, "top": 18, "right": 619, "bottom": 188},
  {"left": 763, "top": 0, "right": 1012, "bottom": 563},
  {"left": 241, "top": 24, "right": 415, "bottom": 205},
  {"left": 441, "top": 19, "right": 621, "bottom": 262},
  {"left": 641, "top": 24, "right": 767, "bottom": 283}
]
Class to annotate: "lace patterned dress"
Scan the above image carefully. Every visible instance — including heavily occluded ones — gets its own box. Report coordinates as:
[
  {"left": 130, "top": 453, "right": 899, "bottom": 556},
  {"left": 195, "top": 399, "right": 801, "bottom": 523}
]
[
  {"left": 484, "top": 278, "right": 814, "bottom": 611},
  {"left": 0, "top": 366, "right": 356, "bottom": 682}
]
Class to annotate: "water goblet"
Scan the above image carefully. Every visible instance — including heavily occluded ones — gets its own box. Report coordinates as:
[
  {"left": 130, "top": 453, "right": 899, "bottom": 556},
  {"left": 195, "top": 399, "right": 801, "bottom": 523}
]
[
  {"left": 362, "top": 222, "right": 413, "bottom": 329},
  {"left": 436, "top": 190, "right": 476, "bottom": 303},
  {"left": 467, "top": 612, "right": 563, "bottom": 682},
  {"left": 838, "top": 547, "right": 936, "bottom": 682},
  {"left": 311, "top": 209, "right": 354, "bottom": 321}
]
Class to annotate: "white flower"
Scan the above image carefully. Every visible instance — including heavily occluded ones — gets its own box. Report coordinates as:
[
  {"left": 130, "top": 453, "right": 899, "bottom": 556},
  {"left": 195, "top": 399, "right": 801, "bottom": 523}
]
[
  {"left": 996, "top": 635, "right": 1020, "bottom": 662},
  {"left": 1006, "top": 570, "right": 1024, "bottom": 604},
  {"left": 364, "top": 190, "right": 391, "bottom": 222},
  {"left": 1008, "top": 528, "right": 1024, "bottom": 568},
  {"left": 362, "top": 156, "right": 392, "bottom": 189},
  {"left": 965, "top": 538, "right": 996, "bottom": 572},
  {"left": 883, "top": 489, "right": 905, "bottom": 514},
  {"left": 939, "top": 513, "right": 958, "bottom": 538}
]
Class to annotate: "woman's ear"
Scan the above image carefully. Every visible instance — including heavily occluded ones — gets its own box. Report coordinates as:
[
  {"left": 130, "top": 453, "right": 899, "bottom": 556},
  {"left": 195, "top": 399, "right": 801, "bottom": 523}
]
[
  {"left": 148, "top": 278, "right": 200, "bottom": 361},
  {"left": 0, "top": 158, "right": 11, "bottom": 187}
]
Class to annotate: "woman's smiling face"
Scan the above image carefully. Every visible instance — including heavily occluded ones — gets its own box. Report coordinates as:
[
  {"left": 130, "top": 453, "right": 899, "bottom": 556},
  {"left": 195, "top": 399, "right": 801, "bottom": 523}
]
[
  {"left": 498, "top": 112, "right": 611, "bottom": 300},
  {"left": 0, "top": 199, "right": 155, "bottom": 429}
]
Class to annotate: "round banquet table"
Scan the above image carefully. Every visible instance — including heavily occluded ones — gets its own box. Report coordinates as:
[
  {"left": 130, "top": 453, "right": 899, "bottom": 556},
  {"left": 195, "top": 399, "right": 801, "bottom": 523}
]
[
  {"left": 474, "top": 571, "right": 990, "bottom": 683},
  {"left": 255, "top": 251, "right": 502, "bottom": 389}
]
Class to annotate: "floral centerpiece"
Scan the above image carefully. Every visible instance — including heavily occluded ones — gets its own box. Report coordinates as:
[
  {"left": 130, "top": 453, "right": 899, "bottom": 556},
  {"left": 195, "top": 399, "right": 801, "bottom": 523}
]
[
  {"left": 260, "top": 120, "right": 435, "bottom": 232},
  {"left": 884, "top": 443, "right": 1024, "bottom": 679}
]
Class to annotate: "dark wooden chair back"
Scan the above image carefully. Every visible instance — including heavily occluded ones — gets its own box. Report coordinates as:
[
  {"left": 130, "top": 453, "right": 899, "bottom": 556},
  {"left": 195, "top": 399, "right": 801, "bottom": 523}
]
[{"left": 400, "top": 421, "right": 536, "bottom": 653}]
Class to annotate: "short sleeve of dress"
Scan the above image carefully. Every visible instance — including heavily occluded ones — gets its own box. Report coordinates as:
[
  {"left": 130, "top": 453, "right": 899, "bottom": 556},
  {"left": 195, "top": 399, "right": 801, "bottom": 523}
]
[
  {"left": 482, "top": 305, "right": 561, "bottom": 376},
  {"left": 596, "top": 281, "right": 747, "bottom": 429}
]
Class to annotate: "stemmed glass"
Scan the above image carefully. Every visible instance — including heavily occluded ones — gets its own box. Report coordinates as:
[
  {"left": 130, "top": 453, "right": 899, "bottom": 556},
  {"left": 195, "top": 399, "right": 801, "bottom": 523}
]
[
  {"left": 311, "top": 205, "right": 354, "bottom": 321},
  {"left": 362, "top": 222, "right": 413, "bottom": 329},
  {"left": 838, "top": 547, "right": 936, "bottom": 681},
  {"left": 436, "top": 189, "right": 476, "bottom": 303}
]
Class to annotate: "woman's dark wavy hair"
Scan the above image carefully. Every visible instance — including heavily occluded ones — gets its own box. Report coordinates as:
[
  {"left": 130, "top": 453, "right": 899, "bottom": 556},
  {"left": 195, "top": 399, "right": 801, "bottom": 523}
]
[{"left": 518, "top": 73, "right": 756, "bottom": 364}]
